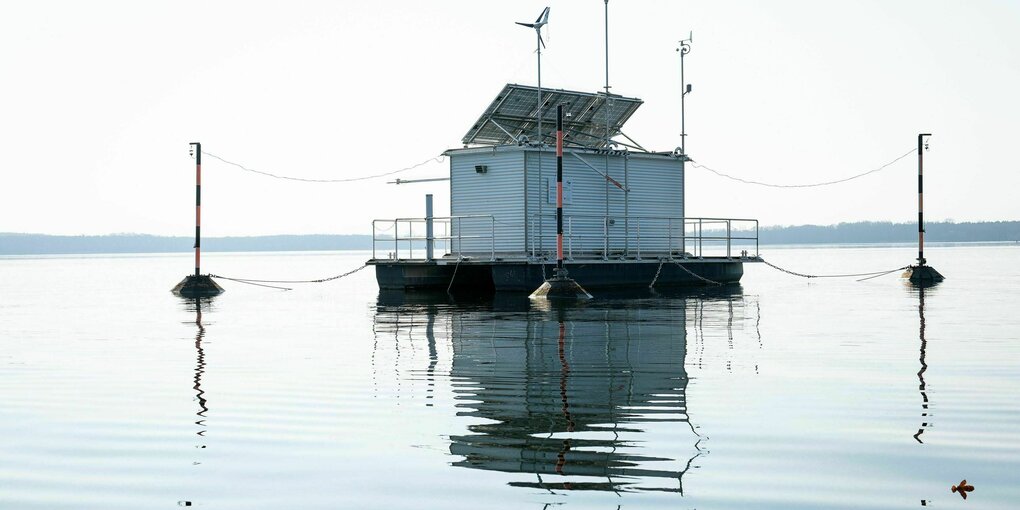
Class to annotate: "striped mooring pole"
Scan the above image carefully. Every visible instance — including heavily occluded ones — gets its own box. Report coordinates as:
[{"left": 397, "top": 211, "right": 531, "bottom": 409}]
[
  {"left": 172, "top": 142, "right": 224, "bottom": 297},
  {"left": 529, "top": 105, "right": 591, "bottom": 300},
  {"left": 193, "top": 142, "right": 202, "bottom": 276},
  {"left": 906, "top": 133, "right": 943, "bottom": 285},
  {"left": 556, "top": 104, "right": 565, "bottom": 272}
]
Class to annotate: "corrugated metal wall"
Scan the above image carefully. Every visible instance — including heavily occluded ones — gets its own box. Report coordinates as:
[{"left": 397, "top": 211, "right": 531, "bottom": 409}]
[
  {"left": 524, "top": 149, "right": 683, "bottom": 258},
  {"left": 450, "top": 149, "right": 525, "bottom": 255},
  {"left": 451, "top": 147, "right": 684, "bottom": 258}
]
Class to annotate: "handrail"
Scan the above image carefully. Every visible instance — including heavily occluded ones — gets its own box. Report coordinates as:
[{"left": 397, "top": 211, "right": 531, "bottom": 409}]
[
  {"left": 526, "top": 213, "right": 759, "bottom": 260},
  {"left": 371, "top": 213, "right": 759, "bottom": 261},
  {"left": 373, "top": 215, "right": 496, "bottom": 261}
]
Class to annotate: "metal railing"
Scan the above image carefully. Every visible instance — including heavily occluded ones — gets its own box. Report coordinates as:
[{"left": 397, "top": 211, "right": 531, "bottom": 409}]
[
  {"left": 528, "top": 214, "right": 759, "bottom": 260},
  {"left": 371, "top": 214, "right": 758, "bottom": 262},
  {"left": 372, "top": 215, "right": 496, "bottom": 261}
]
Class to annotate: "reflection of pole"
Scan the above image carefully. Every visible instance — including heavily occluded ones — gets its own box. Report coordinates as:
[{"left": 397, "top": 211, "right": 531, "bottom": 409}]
[
  {"left": 556, "top": 318, "right": 573, "bottom": 474},
  {"left": 914, "top": 287, "right": 929, "bottom": 443},
  {"left": 193, "top": 299, "right": 208, "bottom": 436},
  {"left": 426, "top": 305, "right": 437, "bottom": 402}
]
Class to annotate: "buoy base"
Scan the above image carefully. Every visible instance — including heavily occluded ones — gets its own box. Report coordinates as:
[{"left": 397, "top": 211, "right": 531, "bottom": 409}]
[
  {"left": 529, "top": 269, "right": 593, "bottom": 300},
  {"left": 172, "top": 274, "right": 225, "bottom": 298},
  {"left": 904, "top": 265, "right": 944, "bottom": 285}
]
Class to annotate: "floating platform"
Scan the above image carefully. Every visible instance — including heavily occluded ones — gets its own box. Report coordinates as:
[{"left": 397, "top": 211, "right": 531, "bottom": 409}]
[
  {"left": 171, "top": 274, "right": 225, "bottom": 298},
  {"left": 904, "top": 264, "right": 944, "bottom": 285},
  {"left": 369, "top": 256, "right": 754, "bottom": 292}
]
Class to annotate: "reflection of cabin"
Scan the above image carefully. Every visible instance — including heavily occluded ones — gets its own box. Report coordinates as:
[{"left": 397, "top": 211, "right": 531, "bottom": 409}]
[{"left": 444, "top": 304, "right": 697, "bottom": 491}]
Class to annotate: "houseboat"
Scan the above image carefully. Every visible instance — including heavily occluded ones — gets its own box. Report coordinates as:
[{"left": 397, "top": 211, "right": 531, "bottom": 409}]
[{"left": 367, "top": 83, "right": 761, "bottom": 292}]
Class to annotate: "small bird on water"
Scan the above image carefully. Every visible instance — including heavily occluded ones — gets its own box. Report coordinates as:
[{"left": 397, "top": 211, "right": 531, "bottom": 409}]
[{"left": 951, "top": 479, "right": 975, "bottom": 499}]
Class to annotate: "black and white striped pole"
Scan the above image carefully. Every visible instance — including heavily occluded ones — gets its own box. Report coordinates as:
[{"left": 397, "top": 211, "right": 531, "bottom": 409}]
[
  {"left": 906, "top": 133, "right": 943, "bottom": 285},
  {"left": 172, "top": 142, "right": 224, "bottom": 297},
  {"left": 529, "top": 105, "right": 592, "bottom": 300}
]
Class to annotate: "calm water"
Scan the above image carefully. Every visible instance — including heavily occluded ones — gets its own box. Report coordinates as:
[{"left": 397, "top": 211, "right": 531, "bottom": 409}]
[{"left": 1, "top": 245, "right": 1019, "bottom": 509}]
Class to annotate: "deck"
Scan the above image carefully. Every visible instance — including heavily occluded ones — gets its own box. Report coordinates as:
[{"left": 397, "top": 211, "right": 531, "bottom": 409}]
[{"left": 367, "top": 214, "right": 762, "bottom": 291}]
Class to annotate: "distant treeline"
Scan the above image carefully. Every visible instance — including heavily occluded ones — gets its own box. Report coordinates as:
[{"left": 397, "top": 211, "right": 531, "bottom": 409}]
[
  {"left": 0, "top": 233, "right": 374, "bottom": 255},
  {"left": 1, "top": 221, "right": 1018, "bottom": 255},
  {"left": 758, "top": 220, "right": 1020, "bottom": 245}
]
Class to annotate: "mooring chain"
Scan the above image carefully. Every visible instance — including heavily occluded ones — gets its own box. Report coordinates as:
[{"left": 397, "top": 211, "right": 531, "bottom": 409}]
[
  {"left": 672, "top": 260, "right": 724, "bottom": 286},
  {"left": 760, "top": 259, "right": 908, "bottom": 281},
  {"left": 209, "top": 263, "right": 369, "bottom": 291},
  {"left": 648, "top": 259, "right": 723, "bottom": 288},
  {"left": 648, "top": 260, "right": 665, "bottom": 288},
  {"left": 446, "top": 256, "right": 463, "bottom": 294}
]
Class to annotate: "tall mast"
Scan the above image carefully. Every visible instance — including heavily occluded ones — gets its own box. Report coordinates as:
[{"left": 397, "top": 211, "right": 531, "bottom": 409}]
[
  {"left": 604, "top": 0, "right": 611, "bottom": 258},
  {"left": 191, "top": 142, "right": 202, "bottom": 276}
]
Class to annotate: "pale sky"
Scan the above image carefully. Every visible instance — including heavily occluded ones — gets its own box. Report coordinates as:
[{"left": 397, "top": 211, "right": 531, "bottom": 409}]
[{"left": 2, "top": 0, "right": 1018, "bottom": 236}]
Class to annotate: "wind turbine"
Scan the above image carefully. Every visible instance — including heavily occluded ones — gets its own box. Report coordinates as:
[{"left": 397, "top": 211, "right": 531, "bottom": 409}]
[{"left": 516, "top": 6, "right": 550, "bottom": 145}]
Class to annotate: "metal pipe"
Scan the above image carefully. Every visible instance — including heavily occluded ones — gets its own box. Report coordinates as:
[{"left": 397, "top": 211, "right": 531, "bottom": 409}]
[
  {"left": 668, "top": 217, "right": 673, "bottom": 258},
  {"left": 536, "top": 36, "right": 543, "bottom": 261},
  {"left": 636, "top": 217, "right": 641, "bottom": 259},
  {"left": 726, "top": 219, "right": 731, "bottom": 258},
  {"left": 679, "top": 39, "right": 691, "bottom": 154},
  {"left": 604, "top": 0, "right": 611, "bottom": 260},
  {"left": 568, "top": 216, "right": 573, "bottom": 260},
  {"left": 425, "top": 194, "right": 434, "bottom": 261},
  {"left": 624, "top": 151, "right": 629, "bottom": 256}
]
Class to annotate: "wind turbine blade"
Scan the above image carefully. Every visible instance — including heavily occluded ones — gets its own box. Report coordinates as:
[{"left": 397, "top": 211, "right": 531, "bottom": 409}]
[
  {"left": 516, "top": 21, "right": 536, "bottom": 28},
  {"left": 538, "top": 33, "right": 546, "bottom": 49},
  {"left": 537, "top": 6, "right": 550, "bottom": 24}
]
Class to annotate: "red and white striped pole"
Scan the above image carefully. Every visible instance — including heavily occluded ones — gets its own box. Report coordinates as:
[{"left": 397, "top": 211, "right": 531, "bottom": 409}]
[
  {"left": 172, "top": 142, "right": 222, "bottom": 297},
  {"left": 556, "top": 105, "right": 564, "bottom": 272},
  {"left": 529, "top": 105, "right": 591, "bottom": 299},
  {"left": 916, "top": 133, "right": 930, "bottom": 266},
  {"left": 191, "top": 142, "right": 202, "bottom": 276}
]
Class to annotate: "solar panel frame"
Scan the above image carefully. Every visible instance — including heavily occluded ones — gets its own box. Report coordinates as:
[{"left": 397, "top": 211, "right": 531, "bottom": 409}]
[{"left": 462, "top": 84, "right": 643, "bottom": 148}]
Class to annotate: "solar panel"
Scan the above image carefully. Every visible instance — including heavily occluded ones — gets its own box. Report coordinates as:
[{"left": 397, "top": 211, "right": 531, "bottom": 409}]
[{"left": 462, "top": 84, "right": 643, "bottom": 148}]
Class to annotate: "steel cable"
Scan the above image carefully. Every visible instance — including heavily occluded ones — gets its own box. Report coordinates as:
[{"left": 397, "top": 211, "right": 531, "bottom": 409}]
[
  {"left": 760, "top": 259, "right": 908, "bottom": 281},
  {"left": 209, "top": 264, "right": 368, "bottom": 289},
  {"left": 689, "top": 147, "right": 917, "bottom": 188},
  {"left": 203, "top": 152, "right": 446, "bottom": 183}
]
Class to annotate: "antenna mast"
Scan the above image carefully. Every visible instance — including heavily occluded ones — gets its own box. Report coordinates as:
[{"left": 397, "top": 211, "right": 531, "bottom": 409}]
[
  {"left": 604, "top": 0, "right": 611, "bottom": 147},
  {"left": 516, "top": 7, "right": 550, "bottom": 145},
  {"left": 678, "top": 32, "right": 692, "bottom": 155},
  {"left": 603, "top": 0, "right": 611, "bottom": 258}
]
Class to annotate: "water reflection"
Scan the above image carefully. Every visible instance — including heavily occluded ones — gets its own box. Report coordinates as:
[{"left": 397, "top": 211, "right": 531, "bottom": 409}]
[
  {"left": 374, "top": 287, "right": 753, "bottom": 494},
  {"left": 182, "top": 298, "right": 211, "bottom": 438},
  {"left": 911, "top": 285, "right": 933, "bottom": 444}
]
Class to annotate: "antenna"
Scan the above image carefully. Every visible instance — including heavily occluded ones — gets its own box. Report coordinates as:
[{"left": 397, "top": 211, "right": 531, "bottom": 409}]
[
  {"left": 516, "top": 7, "right": 550, "bottom": 145},
  {"left": 517, "top": 7, "right": 550, "bottom": 260},
  {"left": 677, "top": 32, "right": 692, "bottom": 155}
]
